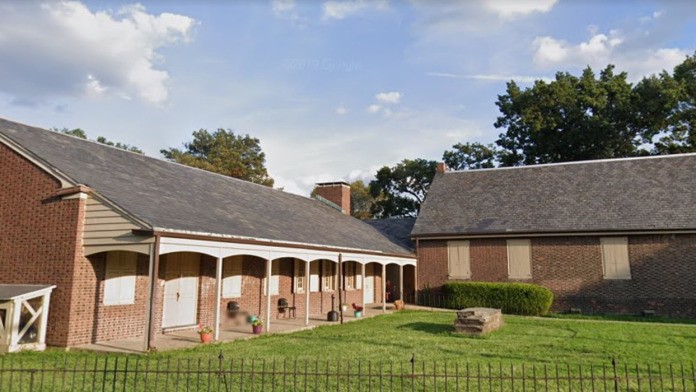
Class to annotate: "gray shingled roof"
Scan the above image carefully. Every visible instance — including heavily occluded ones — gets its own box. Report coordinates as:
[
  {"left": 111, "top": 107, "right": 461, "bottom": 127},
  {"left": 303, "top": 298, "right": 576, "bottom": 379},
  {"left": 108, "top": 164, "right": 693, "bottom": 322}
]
[
  {"left": 412, "top": 155, "right": 696, "bottom": 237},
  {"left": 0, "top": 118, "right": 413, "bottom": 256},
  {"left": 364, "top": 218, "right": 415, "bottom": 250}
]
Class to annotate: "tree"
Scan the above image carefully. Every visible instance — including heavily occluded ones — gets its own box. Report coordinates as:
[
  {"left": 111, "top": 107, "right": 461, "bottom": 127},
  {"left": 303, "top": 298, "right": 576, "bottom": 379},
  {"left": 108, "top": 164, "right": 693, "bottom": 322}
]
[
  {"left": 494, "top": 65, "right": 642, "bottom": 166},
  {"left": 368, "top": 159, "right": 437, "bottom": 218},
  {"left": 54, "top": 127, "right": 143, "bottom": 154},
  {"left": 96, "top": 136, "right": 143, "bottom": 154},
  {"left": 349, "top": 180, "right": 375, "bottom": 220},
  {"left": 161, "top": 128, "right": 274, "bottom": 187},
  {"left": 443, "top": 142, "right": 498, "bottom": 170}
]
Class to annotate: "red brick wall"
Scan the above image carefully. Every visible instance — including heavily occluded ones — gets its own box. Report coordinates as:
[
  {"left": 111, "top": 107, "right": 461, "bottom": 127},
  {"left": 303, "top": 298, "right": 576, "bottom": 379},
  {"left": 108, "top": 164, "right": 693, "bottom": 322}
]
[
  {"left": 417, "top": 235, "right": 696, "bottom": 317},
  {"left": 86, "top": 252, "right": 150, "bottom": 343},
  {"left": 0, "top": 143, "right": 84, "bottom": 346},
  {"left": 314, "top": 184, "right": 350, "bottom": 214}
]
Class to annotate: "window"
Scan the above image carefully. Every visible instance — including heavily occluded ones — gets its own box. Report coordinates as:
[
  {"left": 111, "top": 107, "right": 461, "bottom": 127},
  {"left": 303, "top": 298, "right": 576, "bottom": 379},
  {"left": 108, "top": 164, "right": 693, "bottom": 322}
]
[
  {"left": 507, "top": 239, "right": 532, "bottom": 279},
  {"left": 262, "top": 260, "right": 280, "bottom": 295},
  {"left": 104, "top": 252, "right": 137, "bottom": 306},
  {"left": 309, "top": 261, "right": 320, "bottom": 292},
  {"left": 222, "top": 257, "right": 242, "bottom": 298},
  {"left": 447, "top": 241, "right": 471, "bottom": 279},
  {"left": 601, "top": 237, "right": 631, "bottom": 279},
  {"left": 294, "top": 259, "right": 305, "bottom": 293},
  {"left": 322, "top": 260, "right": 336, "bottom": 291},
  {"left": 344, "top": 261, "right": 358, "bottom": 289}
]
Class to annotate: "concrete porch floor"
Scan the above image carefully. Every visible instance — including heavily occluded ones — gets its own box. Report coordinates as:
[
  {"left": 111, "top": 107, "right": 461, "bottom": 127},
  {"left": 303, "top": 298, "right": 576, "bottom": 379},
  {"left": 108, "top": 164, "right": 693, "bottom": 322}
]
[{"left": 74, "top": 304, "right": 395, "bottom": 354}]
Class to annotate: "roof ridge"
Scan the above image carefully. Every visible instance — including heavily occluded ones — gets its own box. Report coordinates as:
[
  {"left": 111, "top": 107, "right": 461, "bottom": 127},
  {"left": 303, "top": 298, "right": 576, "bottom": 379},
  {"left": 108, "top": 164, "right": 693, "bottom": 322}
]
[
  {"left": 445, "top": 152, "right": 696, "bottom": 174},
  {"left": 0, "top": 116, "right": 322, "bottom": 203}
]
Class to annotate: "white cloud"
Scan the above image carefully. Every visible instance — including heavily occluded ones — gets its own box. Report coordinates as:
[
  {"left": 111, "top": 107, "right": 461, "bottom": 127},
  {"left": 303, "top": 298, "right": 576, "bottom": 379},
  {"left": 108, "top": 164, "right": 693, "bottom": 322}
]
[
  {"left": 335, "top": 106, "right": 350, "bottom": 115},
  {"left": 0, "top": 1, "right": 195, "bottom": 104},
  {"left": 426, "top": 72, "right": 550, "bottom": 83},
  {"left": 367, "top": 104, "right": 382, "bottom": 113},
  {"left": 272, "top": 0, "right": 296, "bottom": 15},
  {"left": 322, "top": 0, "right": 387, "bottom": 20},
  {"left": 532, "top": 28, "right": 689, "bottom": 80},
  {"left": 482, "top": 0, "right": 557, "bottom": 19},
  {"left": 375, "top": 91, "right": 401, "bottom": 104}
]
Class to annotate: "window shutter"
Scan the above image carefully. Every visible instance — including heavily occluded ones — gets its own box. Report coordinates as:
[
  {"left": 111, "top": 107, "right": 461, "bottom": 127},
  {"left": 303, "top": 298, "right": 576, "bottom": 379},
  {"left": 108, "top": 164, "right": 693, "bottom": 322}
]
[
  {"left": 104, "top": 252, "right": 137, "bottom": 306},
  {"left": 222, "top": 257, "right": 242, "bottom": 298},
  {"left": 601, "top": 237, "right": 631, "bottom": 279},
  {"left": 507, "top": 239, "right": 532, "bottom": 279},
  {"left": 309, "top": 262, "right": 320, "bottom": 292},
  {"left": 447, "top": 241, "right": 470, "bottom": 279},
  {"left": 294, "top": 259, "right": 305, "bottom": 293},
  {"left": 270, "top": 260, "right": 280, "bottom": 295}
]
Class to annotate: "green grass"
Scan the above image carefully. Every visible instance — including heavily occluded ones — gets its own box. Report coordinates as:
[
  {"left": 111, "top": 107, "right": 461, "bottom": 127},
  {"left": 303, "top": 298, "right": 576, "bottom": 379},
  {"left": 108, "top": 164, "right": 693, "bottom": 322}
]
[
  {"left": 545, "top": 312, "right": 696, "bottom": 325},
  {"left": 5, "top": 310, "right": 696, "bottom": 391}
]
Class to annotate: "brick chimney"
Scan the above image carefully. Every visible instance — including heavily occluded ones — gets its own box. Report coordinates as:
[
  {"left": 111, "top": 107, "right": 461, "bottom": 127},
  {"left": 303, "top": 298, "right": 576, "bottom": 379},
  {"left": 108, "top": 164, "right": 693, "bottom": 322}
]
[
  {"left": 436, "top": 162, "right": 448, "bottom": 173},
  {"left": 314, "top": 181, "right": 351, "bottom": 214}
]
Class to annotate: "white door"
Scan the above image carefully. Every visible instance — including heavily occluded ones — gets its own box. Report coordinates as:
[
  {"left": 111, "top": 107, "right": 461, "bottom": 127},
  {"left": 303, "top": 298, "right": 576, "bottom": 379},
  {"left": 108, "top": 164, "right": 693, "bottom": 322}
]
[
  {"left": 363, "top": 264, "right": 375, "bottom": 304},
  {"left": 162, "top": 253, "right": 200, "bottom": 329}
]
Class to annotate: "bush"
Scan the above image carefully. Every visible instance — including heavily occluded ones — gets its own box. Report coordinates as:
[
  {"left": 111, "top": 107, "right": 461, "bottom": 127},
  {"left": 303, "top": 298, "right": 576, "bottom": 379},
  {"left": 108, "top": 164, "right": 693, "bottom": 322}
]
[{"left": 441, "top": 282, "right": 554, "bottom": 316}]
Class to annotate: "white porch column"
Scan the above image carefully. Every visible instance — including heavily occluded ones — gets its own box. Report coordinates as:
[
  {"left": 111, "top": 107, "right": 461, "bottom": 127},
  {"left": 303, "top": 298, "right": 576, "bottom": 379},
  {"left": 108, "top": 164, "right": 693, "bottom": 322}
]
[
  {"left": 305, "top": 260, "right": 311, "bottom": 326},
  {"left": 37, "top": 292, "right": 52, "bottom": 350},
  {"left": 8, "top": 299, "right": 21, "bottom": 351},
  {"left": 381, "top": 264, "right": 386, "bottom": 313},
  {"left": 265, "top": 258, "right": 272, "bottom": 332},
  {"left": 361, "top": 263, "right": 366, "bottom": 314},
  {"left": 214, "top": 257, "right": 223, "bottom": 341},
  {"left": 399, "top": 264, "right": 404, "bottom": 302}
]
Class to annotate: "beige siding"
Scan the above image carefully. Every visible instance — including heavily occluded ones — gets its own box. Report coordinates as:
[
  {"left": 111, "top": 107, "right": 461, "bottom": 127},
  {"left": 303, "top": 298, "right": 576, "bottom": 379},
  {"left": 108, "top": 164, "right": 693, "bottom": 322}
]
[
  {"left": 447, "top": 240, "right": 471, "bottom": 279},
  {"left": 507, "top": 239, "right": 532, "bottom": 279},
  {"left": 83, "top": 196, "right": 153, "bottom": 250}
]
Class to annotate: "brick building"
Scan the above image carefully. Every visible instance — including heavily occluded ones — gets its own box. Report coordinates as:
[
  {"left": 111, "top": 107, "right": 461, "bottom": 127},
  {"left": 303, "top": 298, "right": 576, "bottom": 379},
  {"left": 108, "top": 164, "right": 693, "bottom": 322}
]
[
  {"left": 412, "top": 157, "right": 696, "bottom": 317},
  {"left": 0, "top": 118, "right": 416, "bottom": 350}
]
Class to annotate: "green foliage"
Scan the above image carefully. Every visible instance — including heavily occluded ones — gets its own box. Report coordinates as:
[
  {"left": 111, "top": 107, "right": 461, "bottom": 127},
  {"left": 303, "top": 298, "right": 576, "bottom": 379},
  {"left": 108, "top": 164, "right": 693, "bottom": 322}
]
[
  {"left": 442, "top": 142, "right": 498, "bottom": 170},
  {"left": 495, "top": 65, "right": 641, "bottom": 166},
  {"left": 161, "top": 128, "right": 274, "bottom": 187},
  {"left": 442, "top": 282, "right": 554, "bottom": 316},
  {"left": 349, "top": 180, "right": 374, "bottom": 219},
  {"left": 96, "top": 136, "right": 143, "bottom": 154},
  {"left": 53, "top": 127, "right": 143, "bottom": 154},
  {"left": 368, "top": 158, "right": 437, "bottom": 218}
]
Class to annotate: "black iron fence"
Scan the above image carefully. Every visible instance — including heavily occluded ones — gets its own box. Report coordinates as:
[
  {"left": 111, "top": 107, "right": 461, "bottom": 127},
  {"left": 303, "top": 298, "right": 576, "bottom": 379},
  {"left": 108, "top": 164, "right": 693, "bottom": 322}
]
[{"left": 1, "top": 354, "right": 695, "bottom": 391}]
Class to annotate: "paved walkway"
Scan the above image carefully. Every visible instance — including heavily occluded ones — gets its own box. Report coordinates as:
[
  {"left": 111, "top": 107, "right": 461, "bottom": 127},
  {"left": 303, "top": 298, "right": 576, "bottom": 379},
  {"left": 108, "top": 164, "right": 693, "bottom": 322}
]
[{"left": 75, "top": 304, "right": 395, "bottom": 354}]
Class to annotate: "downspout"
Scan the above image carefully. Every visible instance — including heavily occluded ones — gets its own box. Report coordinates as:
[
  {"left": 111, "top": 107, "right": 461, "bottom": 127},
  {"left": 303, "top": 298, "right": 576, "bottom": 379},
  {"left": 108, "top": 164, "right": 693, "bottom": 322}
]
[
  {"left": 338, "top": 253, "right": 344, "bottom": 324},
  {"left": 146, "top": 234, "right": 161, "bottom": 351}
]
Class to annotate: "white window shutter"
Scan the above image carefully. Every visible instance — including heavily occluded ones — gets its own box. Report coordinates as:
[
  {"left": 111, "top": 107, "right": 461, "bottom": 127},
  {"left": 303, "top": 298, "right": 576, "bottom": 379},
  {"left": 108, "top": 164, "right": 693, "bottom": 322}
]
[
  {"left": 222, "top": 258, "right": 242, "bottom": 298},
  {"left": 104, "top": 252, "right": 137, "bottom": 306},
  {"left": 309, "top": 262, "right": 320, "bottom": 292},
  {"left": 270, "top": 260, "right": 280, "bottom": 295}
]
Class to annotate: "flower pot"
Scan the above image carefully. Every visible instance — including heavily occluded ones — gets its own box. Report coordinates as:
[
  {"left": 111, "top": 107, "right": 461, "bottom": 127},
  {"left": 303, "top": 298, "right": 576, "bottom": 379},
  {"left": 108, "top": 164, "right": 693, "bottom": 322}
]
[
  {"left": 252, "top": 325, "right": 263, "bottom": 335},
  {"left": 354, "top": 311, "right": 363, "bottom": 319},
  {"left": 199, "top": 333, "right": 213, "bottom": 344}
]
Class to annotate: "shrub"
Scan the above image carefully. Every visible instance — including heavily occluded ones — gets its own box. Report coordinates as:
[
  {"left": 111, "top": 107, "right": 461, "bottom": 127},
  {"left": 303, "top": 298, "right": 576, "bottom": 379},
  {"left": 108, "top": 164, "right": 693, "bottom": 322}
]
[{"left": 441, "top": 282, "right": 554, "bottom": 316}]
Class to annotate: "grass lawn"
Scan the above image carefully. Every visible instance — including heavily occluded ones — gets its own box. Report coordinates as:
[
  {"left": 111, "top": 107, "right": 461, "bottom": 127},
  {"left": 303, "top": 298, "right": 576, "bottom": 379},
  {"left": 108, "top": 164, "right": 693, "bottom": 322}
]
[{"left": 5, "top": 310, "right": 696, "bottom": 391}]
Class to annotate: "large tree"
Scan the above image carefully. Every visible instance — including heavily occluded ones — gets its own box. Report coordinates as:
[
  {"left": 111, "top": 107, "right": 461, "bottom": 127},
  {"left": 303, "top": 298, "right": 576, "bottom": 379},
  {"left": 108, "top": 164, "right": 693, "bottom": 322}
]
[
  {"left": 54, "top": 128, "right": 143, "bottom": 153},
  {"left": 349, "top": 180, "right": 375, "bottom": 220},
  {"left": 442, "top": 142, "right": 498, "bottom": 170},
  {"left": 368, "top": 158, "right": 437, "bottom": 218},
  {"left": 494, "top": 65, "right": 642, "bottom": 166},
  {"left": 161, "top": 128, "right": 274, "bottom": 187}
]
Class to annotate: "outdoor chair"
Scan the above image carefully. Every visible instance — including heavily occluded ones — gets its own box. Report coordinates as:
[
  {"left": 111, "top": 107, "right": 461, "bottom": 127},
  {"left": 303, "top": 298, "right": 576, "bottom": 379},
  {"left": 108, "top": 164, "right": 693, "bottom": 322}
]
[{"left": 277, "top": 298, "right": 296, "bottom": 319}]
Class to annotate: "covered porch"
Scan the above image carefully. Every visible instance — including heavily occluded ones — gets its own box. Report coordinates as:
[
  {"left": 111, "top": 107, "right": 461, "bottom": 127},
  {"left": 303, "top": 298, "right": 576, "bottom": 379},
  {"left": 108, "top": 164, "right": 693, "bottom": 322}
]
[
  {"left": 76, "top": 304, "right": 395, "bottom": 354},
  {"left": 83, "top": 233, "right": 416, "bottom": 352}
]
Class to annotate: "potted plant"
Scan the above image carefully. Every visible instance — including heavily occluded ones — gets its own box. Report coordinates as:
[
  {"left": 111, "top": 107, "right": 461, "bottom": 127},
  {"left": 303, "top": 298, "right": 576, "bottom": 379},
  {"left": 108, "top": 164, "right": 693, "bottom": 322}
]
[
  {"left": 340, "top": 303, "right": 349, "bottom": 312},
  {"left": 197, "top": 324, "right": 214, "bottom": 343},
  {"left": 352, "top": 303, "right": 364, "bottom": 318},
  {"left": 251, "top": 319, "right": 264, "bottom": 335}
]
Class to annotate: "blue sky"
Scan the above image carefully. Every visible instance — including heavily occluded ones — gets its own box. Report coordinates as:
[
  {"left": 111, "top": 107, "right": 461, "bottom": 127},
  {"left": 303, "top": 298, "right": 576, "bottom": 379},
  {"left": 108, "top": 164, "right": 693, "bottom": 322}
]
[{"left": 1, "top": 1, "right": 694, "bottom": 194}]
